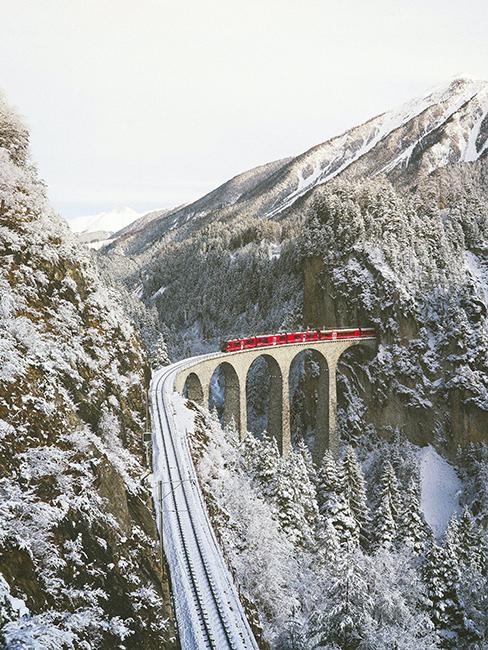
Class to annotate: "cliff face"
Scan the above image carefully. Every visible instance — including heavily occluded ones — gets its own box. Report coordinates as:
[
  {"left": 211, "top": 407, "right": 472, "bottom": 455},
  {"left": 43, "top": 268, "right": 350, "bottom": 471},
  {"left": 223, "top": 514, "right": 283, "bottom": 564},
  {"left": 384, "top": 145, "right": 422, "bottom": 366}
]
[
  {"left": 300, "top": 169, "right": 488, "bottom": 450},
  {"left": 0, "top": 93, "right": 175, "bottom": 647}
]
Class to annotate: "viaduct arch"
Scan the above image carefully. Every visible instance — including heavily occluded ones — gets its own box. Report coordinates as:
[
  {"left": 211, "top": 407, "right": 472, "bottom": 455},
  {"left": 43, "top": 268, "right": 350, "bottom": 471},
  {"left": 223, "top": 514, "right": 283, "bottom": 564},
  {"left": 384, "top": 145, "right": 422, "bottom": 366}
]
[{"left": 175, "top": 338, "right": 376, "bottom": 459}]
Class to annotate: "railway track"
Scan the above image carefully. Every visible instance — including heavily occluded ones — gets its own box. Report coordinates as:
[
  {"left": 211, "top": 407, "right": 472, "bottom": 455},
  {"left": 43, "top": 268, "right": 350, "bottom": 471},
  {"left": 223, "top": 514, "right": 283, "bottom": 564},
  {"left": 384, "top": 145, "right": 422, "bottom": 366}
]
[{"left": 150, "top": 359, "right": 259, "bottom": 649}]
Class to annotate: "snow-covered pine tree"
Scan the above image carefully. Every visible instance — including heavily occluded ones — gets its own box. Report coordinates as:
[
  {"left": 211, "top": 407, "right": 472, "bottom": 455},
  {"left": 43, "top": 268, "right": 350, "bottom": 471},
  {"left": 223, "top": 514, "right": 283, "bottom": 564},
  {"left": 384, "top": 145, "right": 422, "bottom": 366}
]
[
  {"left": 224, "top": 416, "right": 240, "bottom": 444},
  {"left": 271, "top": 448, "right": 319, "bottom": 546},
  {"left": 295, "top": 438, "right": 317, "bottom": 487},
  {"left": 372, "top": 493, "right": 397, "bottom": 550},
  {"left": 243, "top": 433, "right": 280, "bottom": 496},
  {"left": 316, "top": 449, "right": 342, "bottom": 512},
  {"left": 399, "top": 477, "right": 431, "bottom": 553},
  {"left": 457, "top": 508, "right": 484, "bottom": 573},
  {"left": 370, "top": 460, "right": 403, "bottom": 549},
  {"left": 443, "top": 515, "right": 461, "bottom": 557},
  {"left": 378, "top": 460, "right": 402, "bottom": 524},
  {"left": 316, "top": 449, "right": 359, "bottom": 550},
  {"left": 149, "top": 332, "right": 170, "bottom": 368},
  {"left": 342, "top": 446, "right": 370, "bottom": 548},
  {"left": 423, "top": 542, "right": 463, "bottom": 644},
  {"left": 313, "top": 517, "right": 342, "bottom": 569},
  {"left": 312, "top": 551, "right": 374, "bottom": 649}
]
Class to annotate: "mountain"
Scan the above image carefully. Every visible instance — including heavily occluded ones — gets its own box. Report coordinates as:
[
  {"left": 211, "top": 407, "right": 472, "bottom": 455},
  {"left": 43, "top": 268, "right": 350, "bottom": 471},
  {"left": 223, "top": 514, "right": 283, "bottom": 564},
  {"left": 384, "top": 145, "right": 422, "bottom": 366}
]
[
  {"left": 101, "top": 77, "right": 488, "bottom": 452},
  {"left": 107, "top": 77, "right": 488, "bottom": 256},
  {"left": 68, "top": 206, "right": 141, "bottom": 246},
  {"left": 0, "top": 94, "right": 175, "bottom": 646}
]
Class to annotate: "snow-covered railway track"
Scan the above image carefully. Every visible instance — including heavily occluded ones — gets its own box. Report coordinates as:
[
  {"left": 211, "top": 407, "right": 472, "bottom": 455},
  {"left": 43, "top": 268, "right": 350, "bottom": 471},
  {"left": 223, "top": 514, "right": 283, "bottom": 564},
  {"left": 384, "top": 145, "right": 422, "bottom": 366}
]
[{"left": 150, "top": 360, "right": 258, "bottom": 649}]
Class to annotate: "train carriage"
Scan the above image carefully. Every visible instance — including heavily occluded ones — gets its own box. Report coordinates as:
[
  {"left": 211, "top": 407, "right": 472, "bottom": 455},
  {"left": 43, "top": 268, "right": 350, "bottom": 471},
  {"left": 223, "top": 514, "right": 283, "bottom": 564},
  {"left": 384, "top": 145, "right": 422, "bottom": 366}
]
[{"left": 220, "top": 327, "right": 376, "bottom": 352}]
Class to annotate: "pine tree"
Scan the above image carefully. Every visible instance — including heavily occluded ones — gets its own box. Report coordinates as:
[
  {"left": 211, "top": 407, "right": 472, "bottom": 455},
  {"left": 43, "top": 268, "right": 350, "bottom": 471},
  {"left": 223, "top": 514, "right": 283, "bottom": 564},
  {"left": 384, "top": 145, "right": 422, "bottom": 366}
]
[
  {"left": 378, "top": 460, "right": 402, "bottom": 523},
  {"left": 247, "top": 433, "right": 280, "bottom": 494},
  {"left": 370, "top": 460, "right": 402, "bottom": 549},
  {"left": 316, "top": 450, "right": 359, "bottom": 550},
  {"left": 316, "top": 450, "right": 342, "bottom": 512},
  {"left": 457, "top": 508, "right": 484, "bottom": 573},
  {"left": 399, "top": 477, "right": 431, "bottom": 553},
  {"left": 372, "top": 494, "right": 397, "bottom": 550},
  {"left": 271, "top": 448, "right": 319, "bottom": 546},
  {"left": 342, "top": 446, "right": 370, "bottom": 548},
  {"left": 314, "top": 518, "right": 342, "bottom": 569},
  {"left": 224, "top": 416, "right": 239, "bottom": 443},
  {"left": 423, "top": 543, "right": 463, "bottom": 643},
  {"left": 296, "top": 438, "right": 317, "bottom": 486},
  {"left": 443, "top": 514, "right": 461, "bottom": 557},
  {"left": 315, "top": 552, "right": 373, "bottom": 649}
]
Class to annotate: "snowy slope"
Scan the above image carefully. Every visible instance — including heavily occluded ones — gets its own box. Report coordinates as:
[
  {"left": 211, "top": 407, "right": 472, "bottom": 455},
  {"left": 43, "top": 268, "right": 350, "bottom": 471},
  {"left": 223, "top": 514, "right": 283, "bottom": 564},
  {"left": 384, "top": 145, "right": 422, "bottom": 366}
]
[
  {"left": 419, "top": 446, "right": 462, "bottom": 538},
  {"left": 263, "top": 77, "right": 488, "bottom": 217}
]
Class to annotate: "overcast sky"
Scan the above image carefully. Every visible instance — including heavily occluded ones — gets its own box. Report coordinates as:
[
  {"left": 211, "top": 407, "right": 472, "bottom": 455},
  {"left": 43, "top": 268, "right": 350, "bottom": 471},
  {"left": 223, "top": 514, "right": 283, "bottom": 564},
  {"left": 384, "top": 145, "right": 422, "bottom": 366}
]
[{"left": 1, "top": 0, "right": 487, "bottom": 218}]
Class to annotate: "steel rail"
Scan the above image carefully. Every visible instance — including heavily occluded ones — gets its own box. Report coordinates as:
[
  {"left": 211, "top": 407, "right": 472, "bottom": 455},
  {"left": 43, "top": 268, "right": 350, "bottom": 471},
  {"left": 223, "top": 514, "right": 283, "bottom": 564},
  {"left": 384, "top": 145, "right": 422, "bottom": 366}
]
[{"left": 151, "top": 359, "right": 258, "bottom": 649}]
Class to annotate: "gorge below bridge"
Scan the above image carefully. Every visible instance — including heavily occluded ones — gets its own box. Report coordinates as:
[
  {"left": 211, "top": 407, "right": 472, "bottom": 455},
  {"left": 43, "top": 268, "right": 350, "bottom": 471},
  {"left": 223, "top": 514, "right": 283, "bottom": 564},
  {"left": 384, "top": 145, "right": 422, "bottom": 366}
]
[{"left": 175, "top": 330, "right": 377, "bottom": 458}]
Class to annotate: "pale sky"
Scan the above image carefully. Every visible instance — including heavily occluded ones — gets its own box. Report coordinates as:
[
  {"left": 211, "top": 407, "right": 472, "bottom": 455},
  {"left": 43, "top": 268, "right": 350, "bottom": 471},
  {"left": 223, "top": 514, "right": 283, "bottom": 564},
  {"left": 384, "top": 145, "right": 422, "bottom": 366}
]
[{"left": 1, "top": 0, "right": 487, "bottom": 218}]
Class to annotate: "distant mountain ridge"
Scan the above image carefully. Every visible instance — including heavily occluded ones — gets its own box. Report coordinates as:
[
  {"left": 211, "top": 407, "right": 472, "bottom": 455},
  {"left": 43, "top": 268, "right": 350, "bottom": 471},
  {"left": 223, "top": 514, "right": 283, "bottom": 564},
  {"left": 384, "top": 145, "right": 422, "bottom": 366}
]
[{"left": 68, "top": 206, "right": 142, "bottom": 245}]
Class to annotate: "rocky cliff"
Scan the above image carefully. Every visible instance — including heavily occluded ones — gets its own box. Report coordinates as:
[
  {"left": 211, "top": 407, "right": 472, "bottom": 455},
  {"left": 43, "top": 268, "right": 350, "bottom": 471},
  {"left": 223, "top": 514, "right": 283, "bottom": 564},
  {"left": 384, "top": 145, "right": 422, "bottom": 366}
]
[{"left": 0, "top": 92, "right": 175, "bottom": 648}]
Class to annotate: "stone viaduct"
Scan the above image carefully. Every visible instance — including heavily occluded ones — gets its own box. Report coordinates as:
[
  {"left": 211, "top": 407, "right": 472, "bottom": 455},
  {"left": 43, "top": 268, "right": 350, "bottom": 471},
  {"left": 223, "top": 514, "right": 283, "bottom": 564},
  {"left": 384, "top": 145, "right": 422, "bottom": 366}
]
[{"left": 174, "top": 337, "right": 376, "bottom": 459}]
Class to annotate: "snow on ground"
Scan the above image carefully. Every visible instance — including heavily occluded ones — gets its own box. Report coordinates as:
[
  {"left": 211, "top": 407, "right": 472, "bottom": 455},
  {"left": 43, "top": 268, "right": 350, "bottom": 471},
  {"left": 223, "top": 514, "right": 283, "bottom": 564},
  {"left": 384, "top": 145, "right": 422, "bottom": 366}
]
[
  {"left": 465, "top": 250, "right": 488, "bottom": 304},
  {"left": 418, "top": 445, "right": 462, "bottom": 538},
  {"left": 170, "top": 391, "right": 197, "bottom": 437},
  {"left": 150, "top": 286, "right": 167, "bottom": 301},
  {"left": 87, "top": 238, "right": 115, "bottom": 250}
]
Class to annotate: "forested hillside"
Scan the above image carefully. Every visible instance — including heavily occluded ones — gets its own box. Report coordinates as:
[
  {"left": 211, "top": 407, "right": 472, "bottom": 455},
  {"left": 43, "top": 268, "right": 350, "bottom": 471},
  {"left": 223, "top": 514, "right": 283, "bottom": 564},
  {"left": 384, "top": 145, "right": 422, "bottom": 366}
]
[
  {"left": 0, "top": 93, "right": 174, "bottom": 648},
  {"left": 95, "top": 78, "right": 488, "bottom": 648},
  {"left": 187, "top": 399, "right": 488, "bottom": 649}
]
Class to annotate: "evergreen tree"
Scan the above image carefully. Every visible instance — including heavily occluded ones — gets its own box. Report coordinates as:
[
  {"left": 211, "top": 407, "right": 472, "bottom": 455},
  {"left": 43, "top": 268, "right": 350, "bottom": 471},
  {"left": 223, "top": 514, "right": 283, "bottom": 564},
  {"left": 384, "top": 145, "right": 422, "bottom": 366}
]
[
  {"left": 271, "top": 448, "right": 319, "bottom": 546},
  {"left": 378, "top": 460, "right": 402, "bottom": 523},
  {"left": 370, "top": 460, "right": 402, "bottom": 549},
  {"left": 316, "top": 450, "right": 359, "bottom": 550},
  {"left": 457, "top": 508, "right": 484, "bottom": 573},
  {"left": 342, "top": 446, "right": 370, "bottom": 548},
  {"left": 314, "top": 552, "right": 374, "bottom": 649},
  {"left": 321, "top": 492, "right": 360, "bottom": 552},
  {"left": 399, "top": 477, "right": 431, "bottom": 553},
  {"left": 423, "top": 543, "right": 463, "bottom": 644},
  {"left": 314, "top": 518, "right": 342, "bottom": 569},
  {"left": 443, "top": 514, "right": 461, "bottom": 557},
  {"left": 224, "top": 416, "right": 239, "bottom": 443},
  {"left": 296, "top": 438, "right": 317, "bottom": 487},
  {"left": 244, "top": 433, "right": 280, "bottom": 495},
  {"left": 372, "top": 494, "right": 397, "bottom": 550},
  {"left": 316, "top": 450, "right": 342, "bottom": 512}
]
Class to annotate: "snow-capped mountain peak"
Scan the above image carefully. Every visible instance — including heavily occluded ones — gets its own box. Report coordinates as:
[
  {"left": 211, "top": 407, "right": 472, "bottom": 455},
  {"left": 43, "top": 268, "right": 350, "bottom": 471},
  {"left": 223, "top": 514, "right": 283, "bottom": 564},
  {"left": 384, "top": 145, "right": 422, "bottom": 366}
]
[{"left": 68, "top": 206, "right": 141, "bottom": 236}]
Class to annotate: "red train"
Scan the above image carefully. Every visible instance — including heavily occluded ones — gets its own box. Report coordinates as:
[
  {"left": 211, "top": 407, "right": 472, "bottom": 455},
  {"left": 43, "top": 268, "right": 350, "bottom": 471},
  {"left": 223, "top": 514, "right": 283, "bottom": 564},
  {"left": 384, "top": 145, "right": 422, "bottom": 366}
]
[{"left": 220, "top": 327, "right": 376, "bottom": 353}]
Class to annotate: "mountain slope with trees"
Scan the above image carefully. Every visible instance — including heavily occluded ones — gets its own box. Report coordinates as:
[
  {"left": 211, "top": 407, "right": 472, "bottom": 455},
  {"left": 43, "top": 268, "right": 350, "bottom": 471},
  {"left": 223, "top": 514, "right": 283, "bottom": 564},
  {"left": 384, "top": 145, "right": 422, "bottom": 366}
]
[
  {"left": 189, "top": 402, "right": 488, "bottom": 649},
  {"left": 98, "top": 77, "right": 488, "bottom": 451}
]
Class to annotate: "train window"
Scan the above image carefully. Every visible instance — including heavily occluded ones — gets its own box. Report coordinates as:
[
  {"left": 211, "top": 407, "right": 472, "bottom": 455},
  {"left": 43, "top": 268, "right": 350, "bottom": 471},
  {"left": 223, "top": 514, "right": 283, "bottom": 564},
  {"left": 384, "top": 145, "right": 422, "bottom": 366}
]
[
  {"left": 243, "top": 337, "right": 257, "bottom": 349},
  {"left": 304, "top": 331, "right": 319, "bottom": 342},
  {"left": 287, "top": 332, "right": 304, "bottom": 343},
  {"left": 276, "top": 334, "right": 287, "bottom": 345},
  {"left": 319, "top": 330, "right": 333, "bottom": 340}
]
